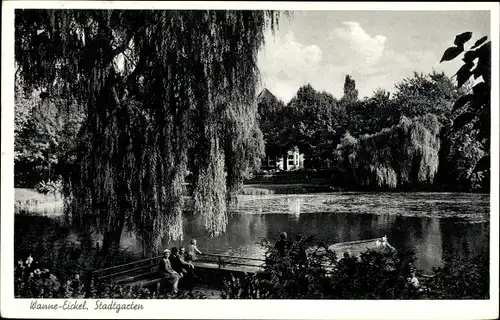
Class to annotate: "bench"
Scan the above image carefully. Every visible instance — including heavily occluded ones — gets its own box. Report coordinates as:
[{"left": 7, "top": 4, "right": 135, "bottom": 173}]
[
  {"left": 94, "top": 256, "right": 192, "bottom": 294},
  {"left": 93, "top": 253, "right": 267, "bottom": 292},
  {"left": 93, "top": 256, "right": 164, "bottom": 290}
]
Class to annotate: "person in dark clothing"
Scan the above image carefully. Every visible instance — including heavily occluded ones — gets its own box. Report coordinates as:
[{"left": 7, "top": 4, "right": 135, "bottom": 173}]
[
  {"left": 179, "top": 247, "right": 189, "bottom": 262},
  {"left": 169, "top": 247, "right": 194, "bottom": 276},
  {"left": 291, "top": 234, "right": 308, "bottom": 264},
  {"left": 169, "top": 247, "right": 195, "bottom": 290},
  {"left": 275, "top": 232, "right": 289, "bottom": 256}
]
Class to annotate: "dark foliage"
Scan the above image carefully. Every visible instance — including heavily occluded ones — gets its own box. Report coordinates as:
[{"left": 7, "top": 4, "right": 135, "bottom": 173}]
[
  {"left": 440, "top": 32, "right": 491, "bottom": 177},
  {"left": 221, "top": 235, "right": 489, "bottom": 299}
]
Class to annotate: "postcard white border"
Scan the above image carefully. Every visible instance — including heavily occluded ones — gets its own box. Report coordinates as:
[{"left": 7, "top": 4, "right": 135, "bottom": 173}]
[{"left": 2, "top": 2, "right": 499, "bottom": 319}]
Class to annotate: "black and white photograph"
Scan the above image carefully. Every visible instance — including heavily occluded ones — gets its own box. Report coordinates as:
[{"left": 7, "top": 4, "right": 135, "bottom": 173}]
[{"left": 1, "top": 1, "right": 499, "bottom": 319}]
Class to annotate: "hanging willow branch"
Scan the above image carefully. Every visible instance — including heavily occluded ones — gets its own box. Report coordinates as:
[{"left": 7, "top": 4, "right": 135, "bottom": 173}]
[
  {"left": 15, "top": 9, "right": 281, "bottom": 254},
  {"left": 335, "top": 114, "right": 442, "bottom": 189}
]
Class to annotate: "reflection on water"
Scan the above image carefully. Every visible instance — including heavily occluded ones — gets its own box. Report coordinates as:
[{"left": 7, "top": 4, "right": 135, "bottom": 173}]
[
  {"left": 288, "top": 197, "right": 302, "bottom": 220},
  {"left": 233, "top": 192, "right": 489, "bottom": 222},
  {"left": 17, "top": 193, "right": 489, "bottom": 274}
]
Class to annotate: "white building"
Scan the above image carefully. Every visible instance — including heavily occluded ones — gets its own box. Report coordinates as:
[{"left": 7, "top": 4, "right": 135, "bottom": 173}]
[{"left": 262, "top": 147, "right": 304, "bottom": 171}]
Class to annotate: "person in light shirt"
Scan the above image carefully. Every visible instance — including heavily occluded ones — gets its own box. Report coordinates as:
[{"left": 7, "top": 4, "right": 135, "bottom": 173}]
[
  {"left": 159, "top": 249, "right": 181, "bottom": 294},
  {"left": 409, "top": 271, "right": 420, "bottom": 289},
  {"left": 187, "top": 239, "right": 202, "bottom": 261}
]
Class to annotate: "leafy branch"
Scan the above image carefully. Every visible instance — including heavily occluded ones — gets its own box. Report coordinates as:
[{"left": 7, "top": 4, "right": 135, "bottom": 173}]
[{"left": 440, "top": 32, "right": 491, "bottom": 174}]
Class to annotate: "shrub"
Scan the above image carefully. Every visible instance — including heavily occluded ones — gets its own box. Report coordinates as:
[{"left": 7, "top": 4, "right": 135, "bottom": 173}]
[
  {"left": 427, "top": 249, "right": 489, "bottom": 299},
  {"left": 35, "top": 180, "right": 63, "bottom": 199},
  {"left": 221, "top": 235, "right": 489, "bottom": 299},
  {"left": 15, "top": 254, "right": 85, "bottom": 298}
]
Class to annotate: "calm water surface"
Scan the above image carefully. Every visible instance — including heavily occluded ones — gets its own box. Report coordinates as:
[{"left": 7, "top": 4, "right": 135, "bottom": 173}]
[
  {"left": 130, "top": 192, "right": 489, "bottom": 273},
  {"left": 18, "top": 192, "right": 490, "bottom": 274}
]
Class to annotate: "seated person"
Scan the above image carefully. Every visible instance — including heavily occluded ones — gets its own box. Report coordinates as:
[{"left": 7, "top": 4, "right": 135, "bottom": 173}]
[
  {"left": 169, "top": 247, "right": 195, "bottom": 288},
  {"left": 407, "top": 271, "right": 424, "bottom": 292},
  {"left": 159, "top": 249, "right": 181, "bottom": 294},
  {"left": 179, "top": 247, "right": 190, "bottom": 263},
  {"left": 169, "top": 247, "right": 193, "bottom": 274}
]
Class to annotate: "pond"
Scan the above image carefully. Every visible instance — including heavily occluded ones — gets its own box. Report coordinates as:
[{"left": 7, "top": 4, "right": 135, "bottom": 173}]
[{"left": 16, "top": 192, "right": 490, "bottom": 274}]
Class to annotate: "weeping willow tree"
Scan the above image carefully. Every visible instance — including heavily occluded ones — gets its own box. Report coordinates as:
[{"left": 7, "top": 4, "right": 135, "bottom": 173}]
[
  {"left": 335, "top": 114, "right": 442, "bottom": 189},
  {"left": 15, "top": 9, "right": 281, "bottom": 256}
]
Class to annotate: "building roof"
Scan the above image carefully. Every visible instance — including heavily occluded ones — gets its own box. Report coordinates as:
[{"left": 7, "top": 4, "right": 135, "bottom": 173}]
[{"left": 257, "top": 88, "right": 277, "bottom": 102}]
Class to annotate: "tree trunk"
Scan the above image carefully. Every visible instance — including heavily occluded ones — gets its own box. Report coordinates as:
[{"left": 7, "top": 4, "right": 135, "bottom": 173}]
[
  {"left": 47, "top": 159, "right": 51, "bottom": 182},
  {"left": 142, "top": 238, "right": 146, "bottom": 259},
  {"left": 100, "top": 219, "right": 124, "bottom": 265},
  {"left": 283, "top": 152, "right": 288, "bottom": 171}
]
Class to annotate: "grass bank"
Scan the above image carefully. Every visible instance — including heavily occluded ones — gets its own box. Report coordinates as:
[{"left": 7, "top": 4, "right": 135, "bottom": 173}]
[
  {"left": 14, "top": 188, "right": 63, "bottom": 213},
  {"left": 240, "top": 184, "right": 340, "bottom": 195}
]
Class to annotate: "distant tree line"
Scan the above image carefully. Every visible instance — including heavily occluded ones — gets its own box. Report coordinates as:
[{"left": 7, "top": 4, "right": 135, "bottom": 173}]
[
  {"left": 257, "top": 59, "right": 489, "bottom": 192},
  {"left": 14, "top": 75, "right": 85, "bottom": 190}
]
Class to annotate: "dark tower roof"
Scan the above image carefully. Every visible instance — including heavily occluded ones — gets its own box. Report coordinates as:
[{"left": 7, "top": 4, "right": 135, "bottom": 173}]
[{"left": 257, "top": 88, "right": 277, "bottom": 102}]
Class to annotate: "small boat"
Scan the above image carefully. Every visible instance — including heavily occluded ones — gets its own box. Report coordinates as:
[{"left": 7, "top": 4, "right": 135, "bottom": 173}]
[{"left": 307, "top": 236, "right": 396, "bottom": 260}]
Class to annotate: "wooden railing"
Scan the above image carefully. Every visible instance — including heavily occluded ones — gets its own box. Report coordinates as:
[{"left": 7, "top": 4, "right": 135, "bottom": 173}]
[
  {"left": 93, "top": 255, "right": 162, "bottom": 282},
  {"left": 93, "top": 252, "right": 266, "bottom": 284},
  {"left": 196, "top": 253, "right": 265, "bottom": 269}
]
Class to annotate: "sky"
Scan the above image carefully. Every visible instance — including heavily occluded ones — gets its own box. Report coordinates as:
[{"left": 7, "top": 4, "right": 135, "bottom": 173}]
[{"left": 257, "top": 11, "right": 491, "bottom": 103}]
